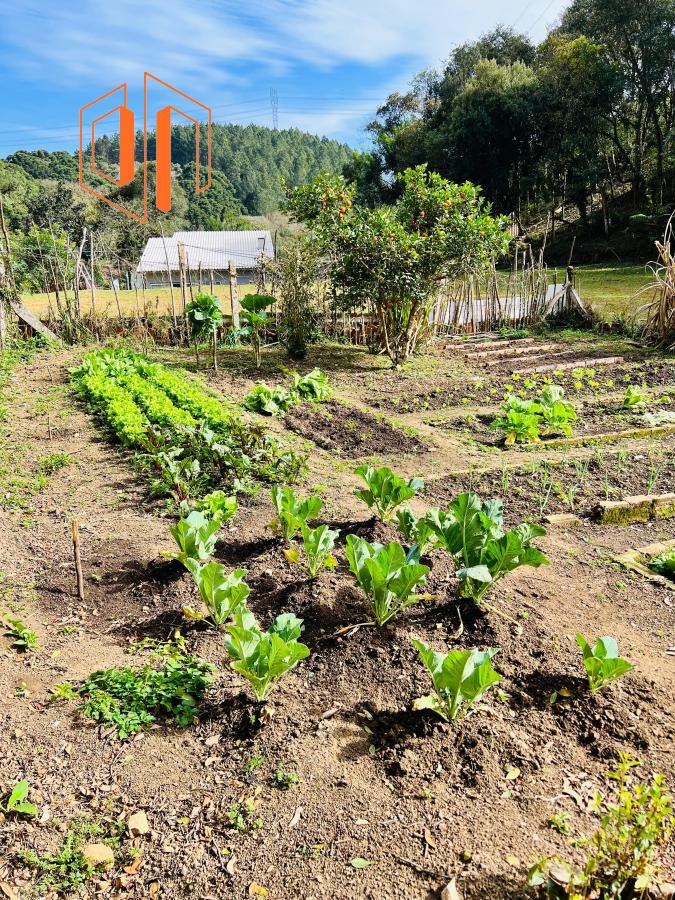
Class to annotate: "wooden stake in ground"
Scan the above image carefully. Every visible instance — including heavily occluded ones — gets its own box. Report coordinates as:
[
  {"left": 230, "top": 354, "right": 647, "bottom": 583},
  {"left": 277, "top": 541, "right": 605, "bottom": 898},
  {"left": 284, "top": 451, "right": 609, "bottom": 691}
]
[
  {"left": 71, "top": 519, "right": 85, "bottom": 602},
  {"left": 229, "top": 260, "right": 240, "bottom": 329}
]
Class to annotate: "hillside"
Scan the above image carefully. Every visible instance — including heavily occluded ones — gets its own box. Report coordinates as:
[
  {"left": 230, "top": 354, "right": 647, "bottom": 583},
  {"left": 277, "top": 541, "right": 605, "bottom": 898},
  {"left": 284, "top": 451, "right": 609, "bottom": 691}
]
[{"left": 4, "top": 122, "right": 353, "bottom": 218}]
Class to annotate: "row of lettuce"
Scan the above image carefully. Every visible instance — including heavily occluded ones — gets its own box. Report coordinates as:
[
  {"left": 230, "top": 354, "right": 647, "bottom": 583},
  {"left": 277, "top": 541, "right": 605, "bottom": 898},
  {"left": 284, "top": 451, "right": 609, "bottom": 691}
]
[{"left": 70, "top": 348, "right": 306, "bottom": 501}]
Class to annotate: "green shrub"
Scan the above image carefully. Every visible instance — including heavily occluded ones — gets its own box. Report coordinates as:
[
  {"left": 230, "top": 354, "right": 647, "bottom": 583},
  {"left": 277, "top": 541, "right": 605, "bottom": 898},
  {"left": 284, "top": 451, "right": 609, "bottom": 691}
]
[{"left": 528, "top": 755, "right": 673, "bottom": 899}]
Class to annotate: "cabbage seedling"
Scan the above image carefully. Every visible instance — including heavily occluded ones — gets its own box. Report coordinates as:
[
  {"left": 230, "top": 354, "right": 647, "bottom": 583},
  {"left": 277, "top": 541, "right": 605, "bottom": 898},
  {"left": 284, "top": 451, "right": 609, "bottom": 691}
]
[
  {"left": 169, "top": 511, "right": 220, "bottom": 568},
  {"left": 395, "top": 507, "right": 437, "bottom": 559},
  {"left": 225, "top": 607, "right": 310, "bottom": 703},
  {"left": 412, "top": 640, "right": 502, "bottom": 721},
  {"left": 284, "top": 523, "right": 338, "bottom": 578},
  {"left": 426, "top": 493, "right": 548, "bottom": 602},
  {"left": 354, "top": 465, "right": 424, "bottom": 521},
  {"left": 576, "top": 634, "right": 634, "bottom": 692},
  {"left": 185, "top": 562, "right": 250, "bottom": 626},
  {"left": 270, "top": 486, "right": 323, "bottom": 541},
  {"left": 345, "top": 535, "right": 429, "bottom": 626}
]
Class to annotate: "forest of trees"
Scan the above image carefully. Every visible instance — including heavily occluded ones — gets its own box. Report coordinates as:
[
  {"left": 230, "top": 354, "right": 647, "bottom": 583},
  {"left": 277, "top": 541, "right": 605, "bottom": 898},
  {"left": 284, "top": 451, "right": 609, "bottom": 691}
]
[
  {"left": 0, "top": 124, "right": 352, "bottom": 286},
  {"left": 349, "top": 0, "right": 674, "bottom": 254}
]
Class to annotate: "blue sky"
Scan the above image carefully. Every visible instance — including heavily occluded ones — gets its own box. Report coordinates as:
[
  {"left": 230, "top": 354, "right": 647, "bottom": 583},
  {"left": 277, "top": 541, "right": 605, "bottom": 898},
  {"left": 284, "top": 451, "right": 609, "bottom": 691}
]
[{"left": 0, "top": 0, "right": 571, "bottom": 157}]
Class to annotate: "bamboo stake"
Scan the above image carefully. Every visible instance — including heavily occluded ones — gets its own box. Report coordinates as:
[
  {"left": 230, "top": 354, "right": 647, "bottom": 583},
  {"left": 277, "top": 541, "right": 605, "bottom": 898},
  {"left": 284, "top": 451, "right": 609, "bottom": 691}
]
[{"left": 71, "top": 519, "right": 85, "bottom": 602}]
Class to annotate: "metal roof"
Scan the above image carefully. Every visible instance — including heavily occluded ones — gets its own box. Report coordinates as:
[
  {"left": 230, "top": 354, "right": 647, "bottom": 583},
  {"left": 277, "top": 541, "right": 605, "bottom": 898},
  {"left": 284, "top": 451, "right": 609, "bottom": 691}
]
[{"left": 136, "top": 230, "right": 274, "bottom": 273}]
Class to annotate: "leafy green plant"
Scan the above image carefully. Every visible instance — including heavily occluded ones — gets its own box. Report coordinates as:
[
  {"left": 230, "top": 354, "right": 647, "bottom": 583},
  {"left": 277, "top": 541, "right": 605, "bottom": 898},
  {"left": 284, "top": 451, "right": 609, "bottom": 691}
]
[
  {"left": 576, "top": 634, "right": 634, "bottom": 692},
  {"left": 273, "top": 767, "right": 300, "bottom": 789},
  {"left": 426, "top": 493, "right": 549, "bottom": 602},
  {"left": 185, "top": 490, "right": 237, "bottom": 525},
  {"left": 548, "top": 811, "right": 572, "bottom": 835},
  {"left": 292, "top": 368, "right": 331, "bottom": 401},
  {"left": 284, "top": 523, "right": 338, "bottom": 578},
  {"left": 622, "top": 384, "right": 649, "bottom": 408},
  {"left": 345, "top": 535, "right": 429, "bottom": 626},
  {"left": 23, "top": 817, "right": 129, "bottom": 893},
  {"left": 396, "top": 507, "right": 437, "bottom": 558},
  {"left": 186, "top": 292, "right": 223, "bottom": 370},
  {"left": 270, "top": 485, "right": 323, "bottom": 541},
  {"left": 169, "top": 510, "right": 220, "bottom": 567},
  {"left": 240, "top": 294, "right": 276, "bottom": 367},
  {"left": 354, "top": 465, "right": 424, "bottom": 521},
  {"left": 244, "top": 383, "right": 296, "bottom": 416},
  {"left": 185, "top": 561, "right": 250, "bottom": 626},
  {"left": 491, "top": 386, "right": 576, "bottom": 444},
  {"left": 412, "top": 640, "right": 502, "bottom": 721},
  {"left": 528, "top": 755, "right": 673, "bottom": 899},
  {"left": 3, "top": 617, "right": 38, "bottom": 651},
  {"left": 227, "top": 797, "right": 262, "bottom": 832},
  {"left": 648, "top": 547, "right": 675, "bottom": 580},
  {"left": 1, "top": 779, "right": 38, "bottom": 817},
  {"left": 78, "top": 639, "right": 214, "bottom": 739},
  {"left": 225, "top": 606, "right": 310, "bottom": 703}
]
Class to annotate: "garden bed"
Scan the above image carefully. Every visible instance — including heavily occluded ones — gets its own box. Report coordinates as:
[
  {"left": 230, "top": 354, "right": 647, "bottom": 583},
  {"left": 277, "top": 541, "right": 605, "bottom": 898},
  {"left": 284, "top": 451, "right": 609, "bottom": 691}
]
[
  {"left": 1, "top": 341, "right": 673, "bottom": 900},
  {"left": 283, "top": 399, "right": 429, "bottom": 457}
]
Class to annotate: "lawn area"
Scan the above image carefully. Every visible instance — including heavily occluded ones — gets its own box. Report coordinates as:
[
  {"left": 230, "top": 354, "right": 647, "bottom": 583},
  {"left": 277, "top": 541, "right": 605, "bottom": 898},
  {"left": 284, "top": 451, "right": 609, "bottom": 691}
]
[
  {"left": 20, "top": 262, "right": 655, "bottom": 325},
  {"left": 20, "top": 282, "right": 261, "bottom": 319},
  {"left": 573, "top": 263, "right": 655, "bottom": 320}
]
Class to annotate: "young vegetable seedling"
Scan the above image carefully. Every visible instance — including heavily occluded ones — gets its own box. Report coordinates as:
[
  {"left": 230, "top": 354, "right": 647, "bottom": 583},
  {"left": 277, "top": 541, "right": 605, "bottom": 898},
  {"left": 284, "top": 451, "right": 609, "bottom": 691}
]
[
  {"left": 345, "top": 535, "right": 430, "bottom": 626},
  {"left": 284, "top": 523, "right": 338, "bottom": 578},
  {"left": 576, "top": 634, "right": 634, "bottom": 692},
  {"left": 1, "top": 779, "right": 38, "bottom": 817},
  {"left": 353, "top": 465, "right": 424, "bottom": 522},
  {"left": 412, "top": 640, "right": 502, "bottom": 721}
]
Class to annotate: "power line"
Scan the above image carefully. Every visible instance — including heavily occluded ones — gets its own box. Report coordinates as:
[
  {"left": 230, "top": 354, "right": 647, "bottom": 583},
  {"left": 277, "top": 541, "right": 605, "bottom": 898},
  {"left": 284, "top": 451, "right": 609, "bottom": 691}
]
[{"left": 270, "top": 88, "right": 279, "bottom": 130}]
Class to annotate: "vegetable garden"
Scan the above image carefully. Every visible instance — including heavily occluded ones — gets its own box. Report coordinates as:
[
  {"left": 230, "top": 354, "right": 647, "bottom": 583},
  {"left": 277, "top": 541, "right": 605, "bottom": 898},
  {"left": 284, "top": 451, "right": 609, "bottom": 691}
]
[{"left": 0, "top": 328, "right": 673, "bottom": 899}]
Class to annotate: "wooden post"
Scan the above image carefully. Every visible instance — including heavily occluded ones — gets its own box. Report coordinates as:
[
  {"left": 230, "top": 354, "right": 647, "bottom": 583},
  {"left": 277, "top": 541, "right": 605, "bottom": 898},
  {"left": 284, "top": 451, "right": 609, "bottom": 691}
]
[
  {"left": 89, "top": 231, "right": 97, "bottom": 317},
  {"left": 71, "top": 519, "right": 85, "bottom": 602},
  {"left": 74, "top": 227, "right": 87, "bottom": 319},
  {"left": 160, "top": 223, "right": 177, "bottom": 329},
  {"left": 229, "top": 260, "right": 239, "bottom": 328},
  {"left": 178, "top": 241, "right": 188, "bottom": 316}
]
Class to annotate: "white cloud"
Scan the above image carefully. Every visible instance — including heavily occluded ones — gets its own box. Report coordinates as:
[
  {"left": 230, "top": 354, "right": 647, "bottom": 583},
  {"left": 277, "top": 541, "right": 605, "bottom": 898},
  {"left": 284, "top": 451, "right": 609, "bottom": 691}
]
[{"left": 2, "top": 0, "right": 571, "bottom": 139}]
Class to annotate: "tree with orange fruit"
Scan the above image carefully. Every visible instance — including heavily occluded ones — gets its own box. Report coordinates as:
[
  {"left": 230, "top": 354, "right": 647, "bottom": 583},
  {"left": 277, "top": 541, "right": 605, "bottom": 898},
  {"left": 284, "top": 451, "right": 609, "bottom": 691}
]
[{"left": 285, "top": 165, "right": 509, "bottom": 366}]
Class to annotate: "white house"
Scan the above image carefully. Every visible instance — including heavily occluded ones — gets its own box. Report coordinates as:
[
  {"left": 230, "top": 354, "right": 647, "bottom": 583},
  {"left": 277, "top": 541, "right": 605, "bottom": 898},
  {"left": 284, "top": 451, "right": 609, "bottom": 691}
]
[{"left": 136, "top": 230, "right": 274, "bottom": 288}]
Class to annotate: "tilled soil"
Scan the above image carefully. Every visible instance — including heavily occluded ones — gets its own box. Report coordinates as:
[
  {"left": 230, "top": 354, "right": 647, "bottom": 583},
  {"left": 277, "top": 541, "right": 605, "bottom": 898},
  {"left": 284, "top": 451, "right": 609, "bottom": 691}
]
[
  {"left": 0, "top": 344, "right": 673, "bottom": 900},
  {"left": 283, "top": 400, "right": 429, "bottom": 457}
]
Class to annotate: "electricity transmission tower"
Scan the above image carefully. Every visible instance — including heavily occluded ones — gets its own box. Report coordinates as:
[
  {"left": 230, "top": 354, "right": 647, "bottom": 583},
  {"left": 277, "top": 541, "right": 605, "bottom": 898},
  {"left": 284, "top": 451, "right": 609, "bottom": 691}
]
[{"left": 270, "top": 88, "right": 278, "bottom": 130}]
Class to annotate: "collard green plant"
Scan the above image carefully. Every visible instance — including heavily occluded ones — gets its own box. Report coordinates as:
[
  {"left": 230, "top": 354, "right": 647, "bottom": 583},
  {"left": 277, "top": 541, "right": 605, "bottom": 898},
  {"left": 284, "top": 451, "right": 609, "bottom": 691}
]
[
  {"left": 186, "top": 293, "right": 223, "bottom": 370},
  {"left": 270, "top": 486, "right": 323, "bottom": 541},
  {"left": 396, "top": 507, "right": 437, "bottom": 558},
  {"left": 292, "top": 368, "right": 331, "bottom": 401},
  {"left": 240, "top": 294, "right": 275, "bottom": 367},
  {"left": 345, "top": 535, "right": 429, "bottom": 626},
  {"left": 490, "top": 386, "right": 576, "bottom": 444},
  {"left": 425, "top": 493, "right": 549, "bottom": 602},
  {"left": 354, "top": 465, "right": 424, "bottom": 521},
  {"left": 622, "top": 384, "right": 649, "bottom": 408},
  {"left": 169, "top": 510, "right": 220, "bottom": 567},
  {"left": 225, "top": 606, "right": 310, "bottom": 703},
  {"left": 412, "top": 640, "right": 502, "bottom": 721},
  {"left": 648, "top": 547, "right": 675, "bottom": 580},
  {"left": 528, "top": 755, "right": 673, "bottom": 899},
  {"left": 244, "top": 383, "right": 296, "bottom": 416},
  {"left": 576, "top": 634, "right": 634, "bottom": 692},
  {"left": 284, "top": 523, "right": 338, "bottom": 578},
  {"left": 1, "top": 779, "right": 38, "bottom": 817},
  {"left": 185, "top": 561, "right": 250, "bottom": 626}
]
